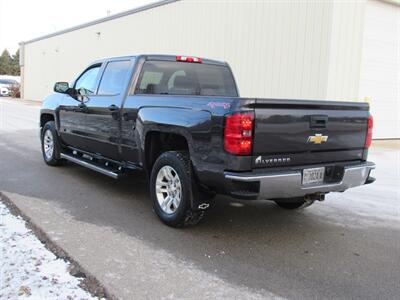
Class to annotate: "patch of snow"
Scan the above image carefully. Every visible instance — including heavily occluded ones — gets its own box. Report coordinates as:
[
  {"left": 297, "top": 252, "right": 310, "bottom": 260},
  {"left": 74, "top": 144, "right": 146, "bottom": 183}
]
[{"left": 0, "top": 201, "right": 101, "bottom": 300}]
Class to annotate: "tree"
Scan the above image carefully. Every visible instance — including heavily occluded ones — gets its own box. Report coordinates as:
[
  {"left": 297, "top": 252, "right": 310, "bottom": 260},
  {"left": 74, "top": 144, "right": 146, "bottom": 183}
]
[
  {"left": 0, "top": 49, "right": 20, "bottom": 76},
  {"left": 0, "top": 49, "right": 12, "bottom": 75},
  {"left": 10, "top": 50, "right": 20, "bottom": 76}
]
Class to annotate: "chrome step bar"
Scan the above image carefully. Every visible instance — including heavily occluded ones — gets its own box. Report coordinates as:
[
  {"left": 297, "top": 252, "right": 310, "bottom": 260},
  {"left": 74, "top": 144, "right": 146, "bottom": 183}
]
[{"left": 60, "top": 153, "right": 120, "bottom": 179}]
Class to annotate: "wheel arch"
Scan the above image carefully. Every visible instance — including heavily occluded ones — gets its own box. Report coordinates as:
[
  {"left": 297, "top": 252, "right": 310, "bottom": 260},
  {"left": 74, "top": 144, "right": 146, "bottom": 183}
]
[
  {"left": 40, "top": 112, "right": 55, "bottom": 131},
  {"left": 136, "top": 106, "right": 211, "bottom": 172},
  {"left": 143, "top": 130, "right": 192, "bottom": 172}
]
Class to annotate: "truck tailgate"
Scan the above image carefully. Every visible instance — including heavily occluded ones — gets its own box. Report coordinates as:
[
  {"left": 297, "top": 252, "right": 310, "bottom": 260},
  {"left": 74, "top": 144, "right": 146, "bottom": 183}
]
[{"left": 252, "top": 99, "right": 369, "bottom": 167}]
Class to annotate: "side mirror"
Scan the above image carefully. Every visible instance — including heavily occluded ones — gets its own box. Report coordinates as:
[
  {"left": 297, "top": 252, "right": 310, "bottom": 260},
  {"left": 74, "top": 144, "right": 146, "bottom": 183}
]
[
  {"left": 54, "top": 82, "right": 79, "bottom": 100},
  {"left": 54, "top": 82, "right": 70, "bottom": 94}
]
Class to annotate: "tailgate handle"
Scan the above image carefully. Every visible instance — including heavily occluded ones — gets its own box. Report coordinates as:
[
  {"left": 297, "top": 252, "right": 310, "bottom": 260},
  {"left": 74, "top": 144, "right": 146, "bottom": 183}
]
[{"left": 310, "top": 116, "right": 328, "bottom": 128}]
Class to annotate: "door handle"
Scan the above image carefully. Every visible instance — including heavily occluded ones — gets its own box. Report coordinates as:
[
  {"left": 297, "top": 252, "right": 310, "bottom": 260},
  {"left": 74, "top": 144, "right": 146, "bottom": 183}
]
[
  {"left": 108, "top": 105, "right": 119, "bottom": 111},
  {"left": 122, "top": 112, "right": 135, "bottom": 121},
  {"left": 77, "top": 103, "right": 88, "bottom": 113}
]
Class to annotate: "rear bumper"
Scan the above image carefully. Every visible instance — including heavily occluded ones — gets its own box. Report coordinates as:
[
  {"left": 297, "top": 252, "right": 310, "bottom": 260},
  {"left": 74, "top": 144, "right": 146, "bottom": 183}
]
[{"left": 224, "top": 162, "right": 375, "bottom": 200}]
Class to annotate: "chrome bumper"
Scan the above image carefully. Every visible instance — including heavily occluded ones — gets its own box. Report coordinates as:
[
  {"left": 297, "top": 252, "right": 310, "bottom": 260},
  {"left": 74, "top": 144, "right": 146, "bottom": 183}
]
[{"left": 224, "top": 162, "right": 375, "bottom": 200}]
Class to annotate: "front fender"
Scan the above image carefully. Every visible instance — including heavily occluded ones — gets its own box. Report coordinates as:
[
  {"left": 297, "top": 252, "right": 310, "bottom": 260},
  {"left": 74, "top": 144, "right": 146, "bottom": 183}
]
[
  {"left": 40, "top": 93, "right": 64, "bottom": 131},
  {"left": 41, "top": 93, "right": 63, "bottom": 111}
]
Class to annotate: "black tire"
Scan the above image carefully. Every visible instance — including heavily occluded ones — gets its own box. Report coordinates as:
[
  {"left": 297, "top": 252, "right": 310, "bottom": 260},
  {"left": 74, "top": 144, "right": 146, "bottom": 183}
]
[
  {"left": 275, "top": 197, "right": 313, "bottom": 209},
  {"left": 41, "top": 121, "right": 64, "bottom": 166},
  {"left": 150, "top": 151, "right": 205, "bottom": 228}
]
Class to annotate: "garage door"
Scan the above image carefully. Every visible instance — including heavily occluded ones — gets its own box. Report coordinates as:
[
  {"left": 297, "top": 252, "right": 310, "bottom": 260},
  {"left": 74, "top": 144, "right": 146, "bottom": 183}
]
[{"left": 359, "top": 0, "right": 399, "bottom": 139}]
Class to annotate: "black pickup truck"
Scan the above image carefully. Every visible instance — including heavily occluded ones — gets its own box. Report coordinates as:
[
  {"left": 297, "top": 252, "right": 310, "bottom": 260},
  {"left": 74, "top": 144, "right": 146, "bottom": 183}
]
[{"left": 40, "top": 54, "right": 375, "bottom": 227}]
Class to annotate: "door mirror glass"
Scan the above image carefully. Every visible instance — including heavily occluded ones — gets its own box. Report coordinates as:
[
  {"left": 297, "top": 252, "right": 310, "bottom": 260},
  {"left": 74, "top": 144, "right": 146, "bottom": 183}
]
[{"left": 54, "top": 82, "right": 70, "bottom": 94}]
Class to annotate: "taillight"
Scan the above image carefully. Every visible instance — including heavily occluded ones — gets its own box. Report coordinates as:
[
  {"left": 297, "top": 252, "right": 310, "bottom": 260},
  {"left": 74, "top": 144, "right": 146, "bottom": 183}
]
[
  {"left": 176, "top": 55, "right": 202, "bottom": 63},
  {"left": 224, "top": 112, "right": 254, "bottom": 155},
  {"left": 365, "top": 115, "right": 373, "bottom": 149}
]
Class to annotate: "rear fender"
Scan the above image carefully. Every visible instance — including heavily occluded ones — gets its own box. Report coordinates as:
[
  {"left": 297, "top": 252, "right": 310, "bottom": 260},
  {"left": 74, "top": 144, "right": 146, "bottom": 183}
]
[
  {"left": 137, "top": 107, "right": 212, "bottom": 210},
  {"left": 137, "top": 107, "right": 212, "bottom": 169}
]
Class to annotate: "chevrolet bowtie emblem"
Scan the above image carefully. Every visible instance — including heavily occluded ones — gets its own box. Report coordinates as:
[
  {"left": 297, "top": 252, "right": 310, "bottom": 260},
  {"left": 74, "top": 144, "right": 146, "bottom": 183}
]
[{"left": 307, "top": 134, "right": 328, "bottom": 144}]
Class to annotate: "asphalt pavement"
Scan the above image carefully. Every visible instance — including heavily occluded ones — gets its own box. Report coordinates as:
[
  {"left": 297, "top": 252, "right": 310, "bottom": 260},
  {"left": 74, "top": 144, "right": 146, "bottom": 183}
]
[{"left": 1, "top": 98, "right": 399, "bottom": 299}]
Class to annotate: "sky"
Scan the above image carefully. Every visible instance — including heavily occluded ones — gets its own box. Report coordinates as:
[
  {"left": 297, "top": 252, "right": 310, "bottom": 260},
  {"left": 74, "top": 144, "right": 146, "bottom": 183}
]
[{"left": 0, "top": 0, "right": 156, "bottom": 54}]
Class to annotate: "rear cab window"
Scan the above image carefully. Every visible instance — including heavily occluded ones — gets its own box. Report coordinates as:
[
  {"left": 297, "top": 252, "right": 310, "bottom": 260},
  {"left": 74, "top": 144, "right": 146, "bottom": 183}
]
[{"left": 135, "top": 60, "right": 238, "bottom": 97}]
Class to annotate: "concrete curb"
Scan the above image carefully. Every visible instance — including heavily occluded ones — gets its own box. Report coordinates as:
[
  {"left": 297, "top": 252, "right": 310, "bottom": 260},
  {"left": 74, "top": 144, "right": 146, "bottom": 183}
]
[{"left": 0, "top": 191, "right": 115, "bottom": 300}]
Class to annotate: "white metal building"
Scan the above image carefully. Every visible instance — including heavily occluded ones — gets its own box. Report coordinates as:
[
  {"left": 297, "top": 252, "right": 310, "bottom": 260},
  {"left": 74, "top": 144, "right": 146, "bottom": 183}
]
[
  {"left": 359, "top": 0, "right": 399, "bottom": 139},
  {"left": 20, "top": 0, "right": 399, "bottom": 138}
]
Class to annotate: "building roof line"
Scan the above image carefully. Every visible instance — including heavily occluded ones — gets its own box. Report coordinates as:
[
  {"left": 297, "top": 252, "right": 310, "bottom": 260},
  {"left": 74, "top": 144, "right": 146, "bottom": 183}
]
[
  {"left": 19, "top": 0, "right": 399, "bottom": 47},
  {"left": 378, "top": 0, "right": 400, "bottom": 6},
  {"left": 20, "top": 0, "right": 179, "bottom": 46}
]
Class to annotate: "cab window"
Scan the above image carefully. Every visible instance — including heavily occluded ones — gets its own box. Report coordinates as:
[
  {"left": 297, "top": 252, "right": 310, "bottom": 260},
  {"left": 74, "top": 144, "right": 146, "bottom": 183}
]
[
  {"left": 98, "top": 60, "right": 131, "bottom": 95},
  {"left": 135, "top": 61, "right": 238, "bottom": 97},
  {"left": 138, "top": 71, "right": 163, "bottom": 94},
  {"left": 74, "top": 65, "right": 101, "bottom": 95}
]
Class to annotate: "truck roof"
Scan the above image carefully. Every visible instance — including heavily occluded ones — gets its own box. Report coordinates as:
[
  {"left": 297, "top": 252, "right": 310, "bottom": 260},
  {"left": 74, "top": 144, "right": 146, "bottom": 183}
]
[{"left": 92, "top": 54, "right": 227, "bottom": 66}]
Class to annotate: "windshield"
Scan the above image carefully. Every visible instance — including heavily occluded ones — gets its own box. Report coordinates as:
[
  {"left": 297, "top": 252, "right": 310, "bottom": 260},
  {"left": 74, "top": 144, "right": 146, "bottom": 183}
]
[
  {"left": 0, "top": 79, "right": 15, "bottom": 85},
  {"left": 135, "top": 61, "right": 238, "bottom": 97}
]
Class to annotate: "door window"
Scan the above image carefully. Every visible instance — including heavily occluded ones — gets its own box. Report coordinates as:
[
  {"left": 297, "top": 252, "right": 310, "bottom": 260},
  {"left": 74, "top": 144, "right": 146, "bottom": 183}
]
[
  {"left": 74, "top": 65, "right": 101, "bottom": 95},
  {"left": 98, "top": 60, "right": 131, "bottom": 95}
]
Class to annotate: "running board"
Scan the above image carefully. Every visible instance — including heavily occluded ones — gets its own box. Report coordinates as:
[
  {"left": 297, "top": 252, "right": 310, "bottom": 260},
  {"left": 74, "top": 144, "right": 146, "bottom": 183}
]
[{"left": 60, "top": 153, "right": 120, "bottom": 179}]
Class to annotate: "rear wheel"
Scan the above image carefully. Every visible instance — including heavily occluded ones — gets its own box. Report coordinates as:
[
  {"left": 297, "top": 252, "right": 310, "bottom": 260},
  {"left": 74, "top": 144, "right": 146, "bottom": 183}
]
[
  {"left": 41, "top": 121, "right": 64, "bottom": 166},
  {"left": 150, "top": 151, "right": 205, "bottom": 228},
  {"left": 274, "top": 197, "right": 314, "bottom": 209}
]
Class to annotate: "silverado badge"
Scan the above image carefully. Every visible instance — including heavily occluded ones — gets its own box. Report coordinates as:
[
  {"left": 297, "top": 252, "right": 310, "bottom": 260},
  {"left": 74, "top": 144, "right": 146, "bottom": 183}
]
[
  {"left": 307, "top": 133, "right": 328, "bottom": 144},
  {"left": 255, "top": 156, "right": 291, "bottom": 165}
]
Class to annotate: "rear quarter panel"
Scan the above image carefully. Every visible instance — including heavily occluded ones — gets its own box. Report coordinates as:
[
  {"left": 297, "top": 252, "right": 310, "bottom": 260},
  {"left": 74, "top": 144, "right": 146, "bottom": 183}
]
[{"left": 122, "top": 95, "right": 255, "bottom": 188}]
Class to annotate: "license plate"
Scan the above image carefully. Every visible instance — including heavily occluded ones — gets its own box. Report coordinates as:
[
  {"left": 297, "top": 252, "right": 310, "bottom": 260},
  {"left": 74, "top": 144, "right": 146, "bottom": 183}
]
[{"left": 302, "top": 167, "right": 325, "bottom": 185}]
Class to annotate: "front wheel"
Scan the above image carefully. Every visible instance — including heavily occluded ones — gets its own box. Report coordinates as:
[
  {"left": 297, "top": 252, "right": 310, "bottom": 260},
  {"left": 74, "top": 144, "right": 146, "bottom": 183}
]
[
  {"left": 41, "top": 121, "right": 64, "bottom": 166},
  {"left": 150, "top": 151, "right": 205, "bottom": 228}
]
